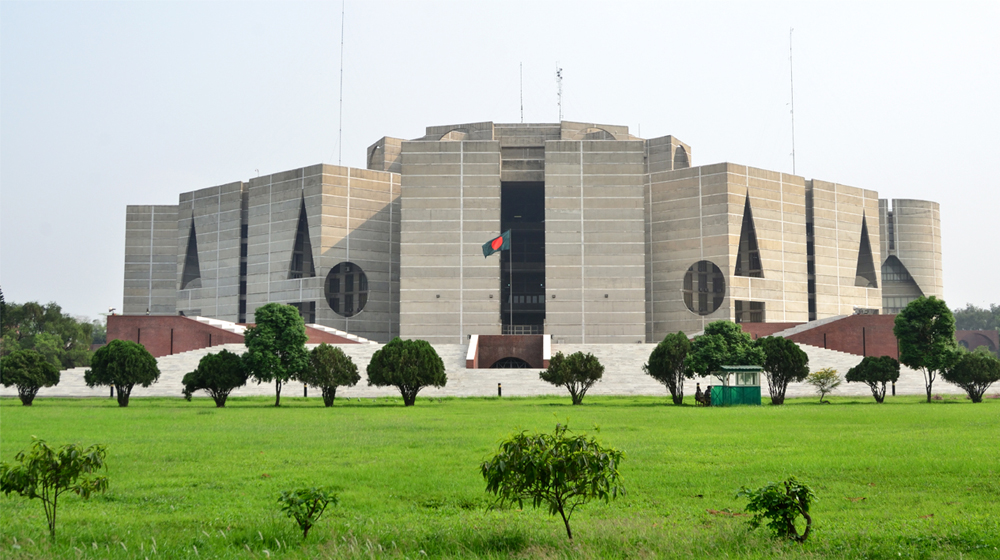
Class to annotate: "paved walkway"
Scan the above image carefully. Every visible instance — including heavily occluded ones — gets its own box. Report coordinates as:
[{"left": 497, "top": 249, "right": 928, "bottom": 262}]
[{"left": 2, "top": 342, "right": 971, "bottom": 401}]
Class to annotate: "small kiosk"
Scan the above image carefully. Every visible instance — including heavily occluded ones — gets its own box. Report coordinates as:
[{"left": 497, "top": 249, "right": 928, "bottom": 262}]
[{"left": 708, "top": 365, "right": 763, "bottom": 406}]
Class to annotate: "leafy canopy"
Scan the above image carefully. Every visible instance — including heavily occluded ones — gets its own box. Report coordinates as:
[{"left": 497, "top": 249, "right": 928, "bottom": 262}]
[
  {"left": 952, "top": 303, "right": 1000, "bottom": 332},
  {"left": 481, "top": 423, "right": 625, "bottom": 540},
  {"left": 0, "top": 300, "right": 101, "bottom": 368},
  {"left": 643, "top": 332, "right": 691, "bottom": 405},
  {"left": 243, "top": 303, "right": 309, "bottom": 407},
  {"left": 84, "top": 339, "right": 160, "bottom": 407},
  {"left": 0, "top": 438, "right": 109, "bottom": 538},
  {"left": 894, "top": 296, "right": 958, "bottom": 402},
  {"left": 366, "top": 337, "right": 446, "bottom": 406},
  {"left": 0, "top": 349, "right": 61, "bottom": 405},
  {"left": 540, "top": 351, "right": 604, "bottom": 405},
  {"left": 756, "top": 336, "right": 809, "bottom": 405},
  {"left": 805, "top": 368, "right": 841, "bottom": 403},
  {"left": 737, "top": 476, "right": 816, "bottom": 543},
  {"left": 941, "top": 348, "right": 1000, "bottom": 403},
  {"left": 300, "top": 343, "right": 360, "bottom": 406},
  {"left": 181, "top": 349, "right": 248, "bottom": 407},
  {"left": 846, "top": 355, "right": 900, "bottom": 403},
  {"left": 278, "top": 487, "right": 338, "bottom": 539},
  {"left": 687, "top": 320, "right": 765, "bottom": 383}
]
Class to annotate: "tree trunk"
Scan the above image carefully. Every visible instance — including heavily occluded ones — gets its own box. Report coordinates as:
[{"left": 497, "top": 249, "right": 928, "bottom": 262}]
[
  {"left": 18, "top": 385, "right": 37, "bottom": 406},
  {"left": 116, "top": 384, "right": 133, "bottom": 407},
  {"left": 275, "top": 379, "right": 282, "bottom": 407},
  {"left": 323, "top": 386, "right": 336, "bottom": 407},
  {"left": 213, "top": 392, "right": 228, "bottom": 407}
]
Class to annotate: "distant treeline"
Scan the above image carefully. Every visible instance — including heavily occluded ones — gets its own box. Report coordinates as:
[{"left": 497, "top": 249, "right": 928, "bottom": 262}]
[
  {"left": 953, "top": 304, "right": 1000, "bottom": 331},
  {"left": 0, "top": 288, "right": 106, "bottom": 369}
]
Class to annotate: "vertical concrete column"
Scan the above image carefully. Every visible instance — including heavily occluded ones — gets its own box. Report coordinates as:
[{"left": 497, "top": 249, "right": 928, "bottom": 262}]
[
  {"left": 890, "top": 199, "right": 943, "bottom": 299},
  {"left": 123, "top": 205, "right": 178, "bottom": 315}
]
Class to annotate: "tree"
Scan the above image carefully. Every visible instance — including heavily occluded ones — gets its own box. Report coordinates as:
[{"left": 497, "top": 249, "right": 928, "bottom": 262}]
[
  {"left": 805, "top": 368, "right": 841, "bottom": 403},
  {"left": 846, "top": 356, "right": 900, "bottom": 404},
  {"left": 952, "top": 303, "right": 1000, "bottom": 332},
  {"left": 181, "top": 349, "right": 248, "bottom": 407},
  {"left": 366, "top": 337, "right": 446, "bottom": 406},
  {"left": 300, "top": 344, "right": 360, "bottom": 406},
  {"left": 540, "top": 351, "right": 604, "bottom": 405},
  {"left": 278, "top": 487, "right": 338, "bottom": 539},
  {"left": 756, "top": 336, "right": 809, "bottom": 405},
  {"left": 243, "top": 303, "right": 309, "bottom": 407},
  {"left": 0, "top": 438, "right": 109, "bottom": 538},
  {"left": 941, "top": 348, "right": 1000, "bottom": 403},
  {"left": 84, "top": 339, "right": 160, "bottom": 407},
  {"left": 0, "top": 349, "right": 61, "bottom": 405},
  {"left": 0, "top": 300, "right": 95, "bottom": 367},
  {"left": 894, "top": 296, "right": 959, "bottom": 403},
  {"left": 737, "top": 476, "right": 816, "bottom": 543},
  {"left": 643, "top": 332, "right": 691, "bottom": 405},
  {"left": 481, "top": 423, "right": 625, "bottom": 540},
  {"left": 687, "top": 320, "right": 765, "bottom": 384}
]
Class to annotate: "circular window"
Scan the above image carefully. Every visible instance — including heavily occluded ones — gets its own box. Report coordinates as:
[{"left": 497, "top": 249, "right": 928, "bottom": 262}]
[
  {"left": 683, "top": 260, "right": 725, "bottom": 315},
  {"left": 325, "top": 262, "right": 368, "bottom": 317}
]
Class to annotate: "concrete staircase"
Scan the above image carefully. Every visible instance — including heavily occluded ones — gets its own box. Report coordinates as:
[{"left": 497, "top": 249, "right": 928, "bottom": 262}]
[
  {"left": 192, "top": 316, "right": 246, "bottom": 336},
  {"left": 306, "top": 324, "right": 378, "bottom": 344},
  {"left": 768, "top": 315, "right": 848, "bottom": 338}
]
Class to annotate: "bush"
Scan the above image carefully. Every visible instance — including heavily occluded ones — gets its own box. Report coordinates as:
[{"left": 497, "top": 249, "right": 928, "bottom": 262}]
[
  {"left": 278, "top": 486, "right": 338, "bottom": 539},
  {"left": 941, "top": 349, "right": 1000, "bottom": 403},
  {"left": 299, "top": 344, "right": 360, "bottom": 406},
  {"left": 84, "top": 339, "right": 160, "bottom": 407},
  {"left": 805, "top": 368, "right": 841, "bottom": 403},
  {"left": 0, "top": 438, "right": 109, "bottom": 538},
  {"left": 737, "top": 476, "right": 816, "bottom": 543},
  {"left": 0, "top": 349, "right": 60, "bottom": 405},
  {"left": 181, "top": 349, "right": 248, "bottom": 407},
  {"left": 367, "top": 338, "right": 446, "bottom": 406},
  {"left": 243, "top": 303, "right": 309, "bottom": 407},
  {"left": 846, "top": 356, "right": 900, "bottom": 403},
  {"left": 481, "top": 423, "right": 625, "bottom": 540},
  {"left": 540, "top": 351, "right": 604, "bottom": 405},
  {"left": 643, "top": 332, "right": 691, "bottom": 405},
  {"left": 756, "top": 336, "right": 809, "bottom": 405}
]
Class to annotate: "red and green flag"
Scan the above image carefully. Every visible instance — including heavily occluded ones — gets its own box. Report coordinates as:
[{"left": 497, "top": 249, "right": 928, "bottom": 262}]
[{"left": 482, "top": 230, "right": 511, "bottom": 257}]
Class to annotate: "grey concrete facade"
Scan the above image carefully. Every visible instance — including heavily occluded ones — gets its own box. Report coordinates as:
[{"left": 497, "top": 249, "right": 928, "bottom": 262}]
[{"left": 878, "top": 199, "right": 943, "bottom": 313}]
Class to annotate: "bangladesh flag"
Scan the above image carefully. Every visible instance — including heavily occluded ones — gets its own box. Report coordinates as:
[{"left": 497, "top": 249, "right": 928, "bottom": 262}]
[{"left": 482, "top": 230, "right": 511, "bottom": 257}]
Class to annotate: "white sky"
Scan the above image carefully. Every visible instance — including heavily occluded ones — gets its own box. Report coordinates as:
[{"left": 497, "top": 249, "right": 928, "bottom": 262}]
[{"left": 2, "top": 1, "right": 998, "bottom": 321}]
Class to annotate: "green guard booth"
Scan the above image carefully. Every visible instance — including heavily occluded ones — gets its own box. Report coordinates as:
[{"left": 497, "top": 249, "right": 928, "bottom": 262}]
[{"left": 709, "top": 365, "right": 763, "bottom": 406}]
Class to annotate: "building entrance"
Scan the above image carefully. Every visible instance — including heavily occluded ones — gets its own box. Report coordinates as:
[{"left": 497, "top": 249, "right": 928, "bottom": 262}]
[{"left": 500, "top": 182, "right": 545, "bottom": 334}]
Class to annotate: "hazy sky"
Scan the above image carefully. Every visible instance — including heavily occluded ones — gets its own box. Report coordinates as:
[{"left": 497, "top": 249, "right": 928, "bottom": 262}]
[{"left": 2, "top": 1, "right": 998, "bottom": 321}]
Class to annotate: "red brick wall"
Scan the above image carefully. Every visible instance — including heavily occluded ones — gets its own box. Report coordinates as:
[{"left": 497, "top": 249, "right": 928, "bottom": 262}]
[
  {"left": 787, "top": 314, "right": 899, "bottom": 358},
  {"left": 304, "top": 326, "right": 361, "bottom": 345},
  {"left": 472, "top": 335, "right": 545, "bottom": 369},
  {"left": 740, "top": 323, "right": 802, "bottom": 340},
  {"left": 957, "top": 330, "right": 999, "bottom": 354},
  {"left": 108, "top": 316, "right": 245, "bottom": 358}
]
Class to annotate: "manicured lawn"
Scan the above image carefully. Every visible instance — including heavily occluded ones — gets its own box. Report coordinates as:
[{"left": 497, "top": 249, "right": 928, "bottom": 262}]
[{"left": 1, "top": 394, "right": 998, "bottom": 559}]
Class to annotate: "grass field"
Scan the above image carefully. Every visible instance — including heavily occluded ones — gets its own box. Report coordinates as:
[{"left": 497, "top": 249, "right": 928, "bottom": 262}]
[{"left": 1, "top": 394, "right": 998, "bottom": 559}]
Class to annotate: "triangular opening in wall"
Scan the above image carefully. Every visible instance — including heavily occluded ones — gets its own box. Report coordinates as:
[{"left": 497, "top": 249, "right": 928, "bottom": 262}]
[
  {"left": 855, "top": 214, "right": 878, "bottom": 288},
  {"left": 181, "top": 216, "right": 202, "bottom": 290},
  {"left": 289, "top": 195, "right": 316, "bottom": 279},
  {"left": 734, "top": 193, "right": 764, "bottom": 278}
]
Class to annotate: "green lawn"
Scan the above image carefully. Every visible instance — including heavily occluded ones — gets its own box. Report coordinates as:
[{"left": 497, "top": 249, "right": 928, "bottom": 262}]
[{"left": 1, "top": 394, "right": 998, "bottom": 559}]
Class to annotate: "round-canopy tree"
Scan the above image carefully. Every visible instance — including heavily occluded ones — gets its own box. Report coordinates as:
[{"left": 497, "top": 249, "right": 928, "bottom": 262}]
[
  {"left": 300, "top": 343, "right": 360, "bottom": 406},
  {"left": 941, "top": 348, "right": 1000, "bottom": 403},
  {"left": 845, "top": 355, "right": 900, "bottom": 403},
  {"left": 687, "top": 320, "right": 765, "bottom": 384},
  {"left": 0, "top": 349, "right": 60, "bottom": 405},
  {"left": 756, "top": 336, "right": 809, "bottom": 405},
  {"left": 894, "top": 296, "right": 958, "bottom": 403},
  {"left": 540, "top": 351, "right": 604, "bottom": 405},
  {"left": 84, "top": 339, "right": 160, "bottom": 407},
  {"left": 181, "top": 349, "right": 248, "bottom": 407},
  {"left": 366, "top": 337, "right": 446, "bottom": 406},
  {"left": 243, "top": 303, "right": 309, "bottom": 407},
  {"left": 643, "top": 332, "right": 691, "bottom": 405}
]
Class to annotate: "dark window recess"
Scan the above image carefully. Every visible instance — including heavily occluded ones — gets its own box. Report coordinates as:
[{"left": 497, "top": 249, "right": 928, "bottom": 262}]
[
  {"left": 240, "top": 242, "right": 248, "bottom": 258},
  {"left": 240, "top": 261, "right": 247, "bottom": 276},
  {"left": 683, "top": 260, "right": 725, "bottom": 315},
  {"left": 734, "top": 194, "right": 764, "bottom": 278},
  {"left": 807, "top": 260, "right": 815, "bottom": 275},
  {"left": 290, "top": 301, "right": 316, "bottom": 324},
  {"left": 490, "top": 357, "right": 532, "bottom": 368},
  {"left": 180, "top": 218, "right": 202, "bottom": 290},
  {"left": 500, "top": 181, "right": 546, "bottom": 332},
  {"left": 854, "top": 215, "right": 878, "bottom": 288},
  {"left": 881, "top": 256, "right": 914, "bottom": 283},
  {"left": 886, "top": 211, "right": 895, "bottom": 251},
  {"left": 735, "top": 301, "right": 766, "bottom": 323},
  {"left": 241, "top": 223, "right": 249, "bottom": 239},
  {"left": 325, "top": 262, "right": 368, "bottom": 317},
  {"left": 289, "top": 196, "right": 317, "bottom": 279},
  {"left": 238, "top": 299, "right": 247, "bottom": 323}
]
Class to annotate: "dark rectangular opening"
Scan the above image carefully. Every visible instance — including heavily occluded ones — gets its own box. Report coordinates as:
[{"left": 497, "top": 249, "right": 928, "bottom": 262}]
[{"left": 501, "top": 181, "right": 545, "bottom": 333}]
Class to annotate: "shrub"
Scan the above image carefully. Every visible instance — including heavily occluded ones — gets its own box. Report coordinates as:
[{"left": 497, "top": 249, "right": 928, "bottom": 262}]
[
  {"left": 846, "top": 355, "right": 900, "bottom": 403},
  {"left": 243, "top": 303, "right": 309, "bottom": 407},
  {"left": 481, "top": 423, "right": 625, "bottom": 540},
  {"left": 300, "top": 344, "right": 360, "bottom": 406},
  {"left": 941, "top": 348, "right": 1000, "bottom": 403},
  {"left": 805, "top": 368, "right": 841, "bottom": 403},
  {"left": 540, "top": 351, "right": 604, "bottom": 405},
  {"left": 0, "top": 438, "right": 109, "bottom": 538},
  {"left": 278, "top": 487, "right": 338, "bottom": 539},
  {"left": 643, "top": 332, "right": 691, "bottom": 405},
  {"left": 84, "top": 339, "right": 160, "bottom": 407},
  {"left": 756, "top": 336, "right": 809, "bottom": 405},
  {"left": 181, "top": 349, "right": 248, "bottom": 407},
  {"left": 0, "top": 349, "right": 60, "bottom": 405},
  {"left": 737, "top": 476, "right": 816, "bottom": 543},
  {"left": 367, "top": 338, "right": 446, "bottom": 406}
]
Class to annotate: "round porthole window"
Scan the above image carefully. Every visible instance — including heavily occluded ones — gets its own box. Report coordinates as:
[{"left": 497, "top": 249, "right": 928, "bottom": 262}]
[
  {"left": 325, "top": 262, "right": 368, "bottom": 317},
  {"left": 683, "top": 260, "right": 725, "bottom": 315}
]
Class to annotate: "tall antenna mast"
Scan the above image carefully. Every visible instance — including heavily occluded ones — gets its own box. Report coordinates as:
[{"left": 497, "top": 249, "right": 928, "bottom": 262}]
[
  {"left": 556, "top": 64, "right": 563, "bottom": 122},
  {"left": 789, "top": 27, "right": 796, "bottom": 175},
  {"left": 337, "top": 0, "right": 345, "bottom": 166},
  {"left": 520, "top": 62, "right": 524, "bottom": 123}
]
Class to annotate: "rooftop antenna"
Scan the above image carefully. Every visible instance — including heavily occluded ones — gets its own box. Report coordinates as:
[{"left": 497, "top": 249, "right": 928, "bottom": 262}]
[
  {"left": 337, "top": 0, "right": 345, "bottom": 166},
  {"left": 789, "top": 27, "right": 796, "bottom": 175},
  {"left": 556, "top": 64, "right": 563, "bottom": 122},
  {"left": 520, "top": 62, "right": 524, "bottom": 123}
]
